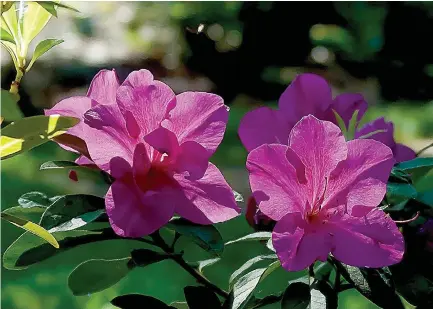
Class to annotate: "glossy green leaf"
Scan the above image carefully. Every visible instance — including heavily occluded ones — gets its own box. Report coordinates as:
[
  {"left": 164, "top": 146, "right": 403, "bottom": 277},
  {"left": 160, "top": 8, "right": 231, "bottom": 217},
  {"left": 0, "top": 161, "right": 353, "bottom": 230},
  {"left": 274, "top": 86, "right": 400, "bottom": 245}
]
[
  {"left": 2, "top": 3, "right": 18, "bottom": 43},
  {"left": 335, "top": 261, "right": 404, "bottom": 309},
  {"left": 40, "top": 195, "right": 105, "bottom": 232},
  {"left": 387, "top": 182, "right": 417, "bottom": 199},
  {"left": 281, "top": 281, "right": 310, "bottom": 309},
  {"left": 310, "top": 279, "right": 337, "bottom": 309},
  {"left": 0, "top": 28, "right": 15, "bottom": 44},
  {"left": 3, "top": 229, "right": 116, "bottom": 270},
  {"left": 332, "top": 109, "right": 347, "bottom": 136},
  {"left": 227, "top": 260, "right": 280, "bottom": 309},
  {"left": 416, "top": 190, "right": 433, "bottom": 207},
  {"left": 26, "top": 38, "right": 63, "bottom": 71},
  {"left": 229, "top": 254, "right": 277, "bottom": 289},
  {"left": 225, "top": 232, "right": 271, "bottom": 246},
  {"left": 396, "top": 157, "right": 433, "bottom": 182},
  {"left": 189, "top": 257, "right": 221, "bottom": 273},
  {"left": 18, "top": 191, "right": 60, "bottom": 208},
  {"left": 1, "top": 212, "right": 59, "bottom": 248},
  {"left": 22, "top": 2, "right": 53, "bottom": 45},
  {"left": 184, "top": 286, "right": 221, "bottom": 309},
  {"left": 389, "top": 167, "right": 412, "bottom": 184},
  {"left": 1, "top": 89, "right": 22, "bottom": 122},
  {"left": 1, "top": 115, "right": 79, "bottom": 159},
  {"left": 111, "top": 294, "right": 172, "bottom": 309},
  {"left": 2, "top": 205, "right": 46, "bottom": 223},
  {"left": 166, "top": 218, "right": 224, "bottom": 256}
]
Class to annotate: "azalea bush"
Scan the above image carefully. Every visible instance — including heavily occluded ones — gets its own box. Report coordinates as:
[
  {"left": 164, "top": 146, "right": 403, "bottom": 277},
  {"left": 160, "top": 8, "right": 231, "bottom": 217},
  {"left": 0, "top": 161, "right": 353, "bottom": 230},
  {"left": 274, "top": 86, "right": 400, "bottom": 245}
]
[{"left": 2, "top": 2, "right": 433, "bottom": 309}]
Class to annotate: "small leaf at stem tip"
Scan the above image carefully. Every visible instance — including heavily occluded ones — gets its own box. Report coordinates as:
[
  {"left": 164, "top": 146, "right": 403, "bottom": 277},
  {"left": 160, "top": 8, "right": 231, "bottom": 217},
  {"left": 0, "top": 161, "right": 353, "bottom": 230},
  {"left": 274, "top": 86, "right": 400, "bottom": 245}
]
[
  {"left": 111, "top": 294, "right": 172, "bottom": 309},
  {"left": 332, "top": 109, "right": 347, "bottom": 136},
  {"left": 1, "top": 212, "right": 59, "bottom": 248},
  {"left": 0, "top": 28, "right": 15, "bottom": 44},
  {"left": 22, "top": 2, "right": 53, "bottom": 44},
  {"left": 26, "top": 38, "right": 64, "bottom": 71},
  {"left": 346, "top": 109, "right": 359, "bottom": 140},
  {"left": 225, "top": 231, "right": 272, "bottom": 246}
]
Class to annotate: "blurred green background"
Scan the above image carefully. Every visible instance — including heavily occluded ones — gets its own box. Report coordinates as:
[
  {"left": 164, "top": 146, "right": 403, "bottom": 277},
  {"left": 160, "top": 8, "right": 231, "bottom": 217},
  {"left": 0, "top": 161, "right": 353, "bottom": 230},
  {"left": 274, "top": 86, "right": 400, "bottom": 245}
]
[{"left": 1, "top": 2, "right": 433, "bottom": 309}]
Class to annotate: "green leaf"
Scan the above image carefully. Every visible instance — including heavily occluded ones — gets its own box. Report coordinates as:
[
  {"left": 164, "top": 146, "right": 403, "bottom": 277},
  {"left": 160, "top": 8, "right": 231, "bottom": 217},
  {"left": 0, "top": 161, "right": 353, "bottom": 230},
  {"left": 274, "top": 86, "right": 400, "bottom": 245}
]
[
  {"left": 18, "top": 191, "right": 60, "bottom": 208},
  {"left": 2, "top": 3, "right": 19, "bottom": 44},
  {"left": 225, "top": 232, "right": 272, "bottom": 246},
  {"left": 40, "top": 161, "right": 112, "bottom": 197},
  {"left": 39, "top": 194, "right": 105, "bottom": 232},
  {"left": 346, "top": 109, "right": 359, "bottom": 140},
  {"left": 416, "top": 190, "right": 433, "bottom": 207},
  {"left": 1, "top": 89, "right": 22, "bottom": 122},
  {"left": 37, "top": 1, "right": 80, "bottom": 16},
  {"left": 332, "top": 109, "right": 347, "bottom": 136},
  {"left": 188, "top": 257, "right": 221, "bottom": 274},
  {"left": 2, "top": 229, "right": 117, "bottom": 270},
  {"left": 0, "top": 28, "right": 15, "bottom": 44},
  {"left": 68, "top": 258, "right": 132, "bottom": 296},
  {"left": 389, "top": 167, "right": 412, "bottom": 184},
  {"left": 129, "top": 249, "right": 170, "bottom": 267},
  {"left": 396, "top": 157, "right": 433, "bottom": 182},
  {"left": 166, "top": 218, "right": 224, "bottom": 256},
  {"left": 266, "top": 238, "right": 275, "bottom": 252},
  {"left": 26, "top": 38, "right": 63, "bottom": 71},
  {"left": 1, "top": 212, "right": 59, "bottom": 248},
  {"left": 2, "top": 205, "right": 46, "bottom": 223},
  {"left": 229, "top": 254, "right": 277, "bottom": 289},
  {"left": 22, "top": 2, "right": 53, "bottom": 45},
  {"left": 0, "top": 115, "right": 79, "bottom": 159},
  {"left": 227, "top": 260, "right": 280, "bottom": 309},
  {"left": 281, "top": 282, "right": 310, "bottom": 309},
  {"left": 387, "top": 182, "right": 417, "bottom": 200},
  {"left": 335, "top": 261, "right": 404, "bottom": 309},
  {"left": 170, "top": 302, "right": 189, "bottom": 309},
  {"left": 111, "top": 294, "right": 172, "bottom": 309},
  {"left": 184, "top": 286, "right": 221, "bottom": 309},
  {"left": 310, "top": 279, "right": 338, "bottom": 309}
]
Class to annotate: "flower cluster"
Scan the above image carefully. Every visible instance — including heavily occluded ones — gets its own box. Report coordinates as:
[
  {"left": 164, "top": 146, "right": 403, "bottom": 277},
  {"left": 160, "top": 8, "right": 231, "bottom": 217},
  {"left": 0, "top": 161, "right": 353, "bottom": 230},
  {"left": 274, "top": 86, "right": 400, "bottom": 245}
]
[{"left": 48, "top": 70, "right": 409, "bottom": 271}]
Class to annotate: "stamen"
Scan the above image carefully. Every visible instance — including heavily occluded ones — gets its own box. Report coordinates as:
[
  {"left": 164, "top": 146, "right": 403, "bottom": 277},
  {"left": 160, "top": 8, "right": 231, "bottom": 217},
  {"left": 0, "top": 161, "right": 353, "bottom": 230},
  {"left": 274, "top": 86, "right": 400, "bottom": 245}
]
[{"left": 394, "top": 211, "right": 420, "bottom": 224}]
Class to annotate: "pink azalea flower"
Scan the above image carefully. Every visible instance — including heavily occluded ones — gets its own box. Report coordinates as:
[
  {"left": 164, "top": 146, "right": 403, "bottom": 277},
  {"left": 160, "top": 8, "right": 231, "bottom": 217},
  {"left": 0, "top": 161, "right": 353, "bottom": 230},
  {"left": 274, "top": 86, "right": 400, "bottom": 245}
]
[
  {"left": 46, "top": 69, "right": 240, "bottom": 237},
  {"left": 246, "top": 115, "right": 404, "bottom": 271},
  {"left": 239, "top": 73, "right": 415, "bottom": 163}
]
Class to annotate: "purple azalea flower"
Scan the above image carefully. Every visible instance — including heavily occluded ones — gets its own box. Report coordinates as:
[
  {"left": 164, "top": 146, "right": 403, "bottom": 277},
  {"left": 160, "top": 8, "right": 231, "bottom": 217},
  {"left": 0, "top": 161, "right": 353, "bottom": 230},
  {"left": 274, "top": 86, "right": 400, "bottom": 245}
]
[
  {"left": 246, "top": 115, "right": 404, "bottom": 271},
  {"left": 239, "top": 73, "right": 415, "bottom": 163},
  {"left": 46, "top": 69, "right": 240, "bottom": 237}
]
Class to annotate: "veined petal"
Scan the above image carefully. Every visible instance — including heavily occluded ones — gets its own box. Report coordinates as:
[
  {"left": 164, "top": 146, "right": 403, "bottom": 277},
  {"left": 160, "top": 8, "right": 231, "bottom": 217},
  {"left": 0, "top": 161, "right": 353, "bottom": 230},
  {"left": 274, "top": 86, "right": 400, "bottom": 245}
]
[
  {"left": 239, "top": 107, "right": 291, "bottom": 152},
  {"left": 87, "top": 69, "right": 120, "bottom": 106},
  {"left": 247, "top": 144, "right": 306, "bottom": 221}
]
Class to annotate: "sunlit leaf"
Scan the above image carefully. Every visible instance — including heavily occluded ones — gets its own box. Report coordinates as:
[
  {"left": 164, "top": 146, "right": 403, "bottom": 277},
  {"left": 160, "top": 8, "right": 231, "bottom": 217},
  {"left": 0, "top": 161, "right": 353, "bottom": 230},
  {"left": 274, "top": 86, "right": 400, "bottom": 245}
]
[
  {"left": 1, "top": 212, "right": 59, "bottom": 248},
  {"left": 229, "top": 254, "right": 277, "bottom": 289},
  {"left": 0, "top": 115, "right": 79, "bottom": 159},
  {"left": 0, "top": 89, "right": 22, "bottom": 122},
  {"left": 184, "top": 286, "right": 221, "bottom": 309},
  {"left": 226, "top": 260, "right": 280, "bottom": 309},
  {"left": 37, "top": 1, "right": 80, "bottom": 17},
  {"left": 281, "top": 281, "right": 310, "bottom": 309},
  {"left": 111, "top": 294, "right": 172, "bottom": 309},
  {"left": 0, "top": 28, "right": 15, "bottom": 44},
  {"left": 18, "top": 191, "right": 60, "bottom": 208},
  {"left": 39, "top": 194, "right": 105, "bottom": 232},
  {"left": 2, "top": 205, "right": 46, "bottom": 223},
  {"left": 2, "top": 3, "right": 19, "bottom": 44},
  {"left": 225, "top": 232, "right": 271, "bottom": 246},
  {"left": 26, "top": 38, "right": 63, "bottom": 71},
  {"left": 166, "top": 218, "right": 224, "bottom": 256},
  {"left": 22, "top": 2, "right": 53, "bottom": 45}
]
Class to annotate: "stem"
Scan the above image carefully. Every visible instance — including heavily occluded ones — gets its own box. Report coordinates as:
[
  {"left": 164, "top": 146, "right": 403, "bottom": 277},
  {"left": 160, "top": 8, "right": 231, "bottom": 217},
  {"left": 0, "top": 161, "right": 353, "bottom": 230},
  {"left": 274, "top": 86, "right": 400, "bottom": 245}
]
[
  {"left": 334, "top": 266, "right": 341, "bottom": 292},
  {"left": 417, "top": 142, "right": 433, "bottom": 156},
  {"left": 151, "top": 232, "right": 229, "bottom": 299}
]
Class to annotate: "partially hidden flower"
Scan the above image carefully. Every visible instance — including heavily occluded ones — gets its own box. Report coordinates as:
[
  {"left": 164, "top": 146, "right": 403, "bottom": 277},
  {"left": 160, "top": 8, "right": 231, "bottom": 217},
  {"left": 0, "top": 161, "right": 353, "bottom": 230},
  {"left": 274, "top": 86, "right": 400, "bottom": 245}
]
[
  {"left": 246, "top": 115, "right": 404, "bottom": 271},
  {"left": 239, "top": 73, "right": 415, "bottom": 163},
  {"left": 46, "top": 69, "right": 240, "bottom": 237},
  {"left": 245, "top": 196, "right": 275, "bottom": 231}
]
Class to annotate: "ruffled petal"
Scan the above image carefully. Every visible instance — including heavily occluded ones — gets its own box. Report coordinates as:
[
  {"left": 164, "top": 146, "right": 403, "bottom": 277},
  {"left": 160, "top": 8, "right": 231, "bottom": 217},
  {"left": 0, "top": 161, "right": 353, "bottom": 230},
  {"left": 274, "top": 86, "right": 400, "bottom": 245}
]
[
  {"left": 289, "top": 115, "right": 347, "bottom": 205},
  {"left": 278, "top": 74, "right": 332, "bottom": 124},
  {"left": 247, "top": 144, "right": 306, "bottom": 221},
  {"left": 273, "top": 212, "right": 332, "bottom": 272},
  {"left": 239, "top": 107, "right": 291, "bottom": 152},
  {"left": 328, "top": 208, "right": 404, "bottom": 268},
  {"left": 87, "top": 69, "right": 120, "bottom": 105},
  {"left": 162, "top": 92, "right": 228, "bottom": 154},
  {"left": 323, "top": 139, "right": 394, "bottom": 213},
  {"left": 173, "top": 163, "right": 240, "bottom": 224}
]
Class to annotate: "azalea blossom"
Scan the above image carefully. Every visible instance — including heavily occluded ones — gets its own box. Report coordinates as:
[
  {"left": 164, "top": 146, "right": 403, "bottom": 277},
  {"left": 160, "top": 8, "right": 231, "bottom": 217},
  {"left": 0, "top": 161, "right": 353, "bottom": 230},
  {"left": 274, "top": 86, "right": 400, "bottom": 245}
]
[
  {"left": 239, "top": 73, "right": 415, "bottom": 162},
  {"left": 46, "top": 69, "right": 240, "bottom": 237},
  {"left": 246, "top": 115, "right": 404, "bottom": 271}
]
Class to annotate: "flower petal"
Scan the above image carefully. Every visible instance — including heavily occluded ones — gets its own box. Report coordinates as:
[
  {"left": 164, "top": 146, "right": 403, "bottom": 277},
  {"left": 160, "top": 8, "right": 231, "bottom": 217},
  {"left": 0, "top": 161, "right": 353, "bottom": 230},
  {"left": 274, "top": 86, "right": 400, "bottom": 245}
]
[
  {"left": 278, "top": 74, "right": 332, "bottom": 124},
  {"left": 75, "top": 155, "right": 94, "bottom": 166},
  {"left": 83, "top": 104, "right": 135, "bottom": 171},
  {"left": 273, "top": 212, "right": 332, "bottom": 272},
  {"left": 132, "top": 143, "right": 151, "bottom": 185},
  {"left": 325, "top": 93, "right": 368, "bottom": 128},
  {"left": 106, "top": 180, "right": 175, "bottom": 237},
  {"left": 355, "top": 117, "right": 395, "bottom": 147},
  {"left": 87, "top": 69, "right": 120, "bottom": 105},
  {"left": 239, "top": 107, "right": 291, "bottom": 152},
  {"left": 162, "top": 92, "right": 228, "bottom": 154},
  {"left": 144, "top": 127, "right": 179, "bottom": 160},
  {"left": 247, "top": 144, "right": 306, "bottom": 221},
  {"left": 328, "top": 208, "right": 404, "bottom": 268},
  {"left": 173, "top": 163, "right": 240, "bottom": 224},
  {"left": 116, "top": 74, "right": 176, "bottom": 137},
  {"left": 176, "top": 141, "right": 210, "bottom": 180},
  {"left": 121, "top": 69, "right": 154, "bottom": 88},
  {"left": 323, "top": 139, "right": 394, "bottom": 212},
  {"left": 393, "top": 143, "right": 416, "bottom": 163},
  {"left": 289, "top": 115, "right": 347, "bottom": 205}
]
